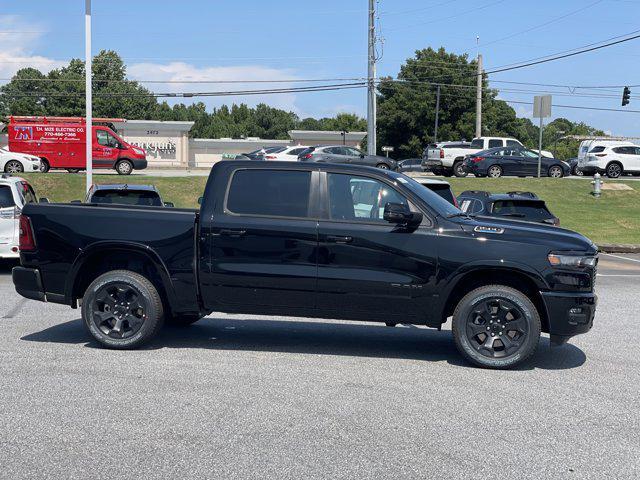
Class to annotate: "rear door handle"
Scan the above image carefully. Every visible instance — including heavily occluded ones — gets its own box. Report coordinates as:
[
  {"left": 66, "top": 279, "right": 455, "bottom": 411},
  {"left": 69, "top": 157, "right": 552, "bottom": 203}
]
[
  {"left": 326, "top": 235, "right": 353, "bottom": 244},
  {"left": 218, "top": 229, "right": 247, "bottom": 237}
]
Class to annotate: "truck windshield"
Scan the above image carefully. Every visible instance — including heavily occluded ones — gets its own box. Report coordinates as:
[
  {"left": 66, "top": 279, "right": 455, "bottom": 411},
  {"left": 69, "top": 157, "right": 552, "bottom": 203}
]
[
  {"left": 391, "top": 173, "right": 461, "bottom": 217},
  {"left": 91, "top": 190, "right": 163, "bottom": 207}
]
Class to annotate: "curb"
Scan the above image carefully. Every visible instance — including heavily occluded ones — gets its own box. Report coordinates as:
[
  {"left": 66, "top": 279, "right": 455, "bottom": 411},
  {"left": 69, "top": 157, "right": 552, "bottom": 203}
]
[{"left": 597, "top": 244, "right": 640, "bottom": 254}]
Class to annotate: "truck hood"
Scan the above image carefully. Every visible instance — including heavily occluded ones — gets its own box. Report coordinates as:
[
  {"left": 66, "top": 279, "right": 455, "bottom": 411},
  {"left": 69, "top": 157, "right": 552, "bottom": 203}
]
[{"left": 451, "top": 215, "right": 597, "bottom": 254}]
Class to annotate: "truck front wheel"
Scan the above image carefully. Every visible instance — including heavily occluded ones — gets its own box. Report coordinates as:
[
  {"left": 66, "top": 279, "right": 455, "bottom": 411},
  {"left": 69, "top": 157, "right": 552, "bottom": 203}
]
[
  {"left": 81, "top": 270, "right": 164, "bottom": 349},
  {"left": 452, "top": 285, "right": 541, "bottom": 369},
  {"left": 115, "top": 159, "right": 134, "bottom": 175}
]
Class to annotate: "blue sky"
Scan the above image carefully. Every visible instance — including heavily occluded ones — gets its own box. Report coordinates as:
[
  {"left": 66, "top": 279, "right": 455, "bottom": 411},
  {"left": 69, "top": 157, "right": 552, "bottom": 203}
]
[{"left": 2, "top": 0, "right": 640, "bottom": 135}]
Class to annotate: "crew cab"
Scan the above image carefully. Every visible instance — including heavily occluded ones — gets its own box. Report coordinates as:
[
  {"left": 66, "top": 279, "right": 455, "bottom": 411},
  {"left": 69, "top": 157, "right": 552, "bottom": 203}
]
[
  {"left": 423, "top": 137, "right": 552, "bottom": 177},
  {"left": 12, "top": 161, "right": 598, "bottom": 369}
]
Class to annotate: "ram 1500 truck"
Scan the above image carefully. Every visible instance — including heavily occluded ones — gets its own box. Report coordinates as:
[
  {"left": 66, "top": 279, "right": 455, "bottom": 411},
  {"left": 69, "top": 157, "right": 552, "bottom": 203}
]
[{"left": 12, "top": 161, "right": 598, "bottom": 369}]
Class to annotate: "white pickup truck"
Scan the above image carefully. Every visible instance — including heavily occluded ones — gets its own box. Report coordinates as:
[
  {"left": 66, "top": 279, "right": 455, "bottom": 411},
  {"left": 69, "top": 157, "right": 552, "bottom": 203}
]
[{"left": 422, "top": 137, "right": 552, "bottom": 177}]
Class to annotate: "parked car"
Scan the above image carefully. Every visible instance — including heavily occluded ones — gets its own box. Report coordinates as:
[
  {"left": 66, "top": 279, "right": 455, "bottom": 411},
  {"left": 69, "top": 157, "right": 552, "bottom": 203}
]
[
  {"left": 13, "top": 161, "right": 598, "bottom": 369},
  {"left": 397, "top": 158, "right": 425, "bottom": 173},
  {"left": 8, "top": 116, "right": 147, "bottom": 175},
  {"left": 242, "top": 146, "right": 287, "bottom": 160},
  {"left": 0, "top": 147, "right": 42, "bottom": 174},
  {"left": 462, "top": 146, "right": 571, "bottom": 178},
  {"left": 567, "top": 158, "right": 584, "bottom": 176},
  {"left": 577, "top": 139, "right": 633, "bottom": 168},
  {"left": 411, "top": 176, "right": 457, "bottom": 206},
  {"left": 423, "top": 137, "right": 553, "bottom": 178},
  {"left": 298, "top": 145, "right": 397, "bottom": 170},
  {"left": 264, "top": 145, "right": 310, "bottom": 162},
  {"left": 78, "top": 184, "right": 173, "bottom": 207},
  {"left": 457, "top": 191, "right": 559, "bottom": 226},
  {"left": 578, "top": 143, "right": 640, "bottom": 178},
  {"left": 0, "top": 175, "right": 47, "bottom": 259}
]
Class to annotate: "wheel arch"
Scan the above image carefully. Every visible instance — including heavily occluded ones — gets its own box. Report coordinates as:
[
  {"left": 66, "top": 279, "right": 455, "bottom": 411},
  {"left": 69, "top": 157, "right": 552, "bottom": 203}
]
[
  {"left": 66, "top": 241, "right": 178, "bottom": 314},
  {"left": 439, "top": 266, "right": 550, "bottom": 333}
]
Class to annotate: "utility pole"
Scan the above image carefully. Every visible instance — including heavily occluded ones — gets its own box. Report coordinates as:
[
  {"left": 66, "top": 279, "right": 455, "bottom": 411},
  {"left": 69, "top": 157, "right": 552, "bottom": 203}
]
[
  {"left": 85, "top": 0, "right": 92, "bottom": 193},
  {"left": 434, "top": 84, "right": 441, "bottom": 143},
  {"left": 475, "top": 53, "right": 482, "bottom": 139},
  {"left": 367, "top": 0, "right": 376, "bottom": 155}
]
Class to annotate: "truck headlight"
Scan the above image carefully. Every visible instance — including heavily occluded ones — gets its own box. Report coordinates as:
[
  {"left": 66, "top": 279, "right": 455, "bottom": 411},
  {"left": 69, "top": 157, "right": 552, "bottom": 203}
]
[{"left": 548, "top": 253, "right": 597, "bottom": 268}]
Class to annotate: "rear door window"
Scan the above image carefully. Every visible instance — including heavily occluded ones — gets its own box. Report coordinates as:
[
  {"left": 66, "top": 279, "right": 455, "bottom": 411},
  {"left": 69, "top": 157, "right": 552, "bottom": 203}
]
[
  {"left": 19, "top": 182, "right": 38, "bottom": 204},
  {"left": 91, "top": 190, "right": 163, "bottom": 206},
  {"left": 488, "top": 139, "right": 503, "bottom": 148},
  {"left": 226, "top": 169, "right": 311, "bottom": 218},
  {"left": 506, "top": 139, "right": 522, "bottom": 147}
]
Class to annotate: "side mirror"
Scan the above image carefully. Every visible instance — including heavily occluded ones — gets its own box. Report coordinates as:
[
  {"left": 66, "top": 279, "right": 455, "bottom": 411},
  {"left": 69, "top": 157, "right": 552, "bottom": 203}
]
[
  {"left": 39, "top": 197, "right": 50, "bottom": 203},
  {"left": 164, "top": 202, "right": 175, "bottom": 208},
  {"left": 383, "top": 202, "right": 422, "bottom": 226},
  {"left": 70, "top": 199, "right": 81, "bottom": 204},
  {"left": 197, "top": 196, "right": 203, "bottom": 205}
]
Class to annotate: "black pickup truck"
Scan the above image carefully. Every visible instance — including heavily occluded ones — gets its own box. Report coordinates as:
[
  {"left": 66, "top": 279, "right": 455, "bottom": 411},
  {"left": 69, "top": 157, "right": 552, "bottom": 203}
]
[{"left": 13, "top": 161, "right": 598, "bottom": 369}]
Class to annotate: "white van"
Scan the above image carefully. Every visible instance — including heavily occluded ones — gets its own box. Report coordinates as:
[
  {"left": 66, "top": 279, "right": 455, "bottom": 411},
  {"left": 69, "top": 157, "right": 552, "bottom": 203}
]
[{"left": 0, "top": 175, "right": 40, "bottom": 259}]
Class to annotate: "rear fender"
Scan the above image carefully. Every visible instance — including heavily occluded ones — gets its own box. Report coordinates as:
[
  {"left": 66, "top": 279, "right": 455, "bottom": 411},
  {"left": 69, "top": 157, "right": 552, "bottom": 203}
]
[{"left": 65, "top": 240, "right": 178, "bottom": 308}]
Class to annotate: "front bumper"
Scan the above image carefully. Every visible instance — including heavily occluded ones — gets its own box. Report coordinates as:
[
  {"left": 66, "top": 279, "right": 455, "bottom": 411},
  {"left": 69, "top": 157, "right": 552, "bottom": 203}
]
[
  {"left": 131, "top": 158, "right": 148, "bottom": 170},
  {"left": 540, "top": 291, "right": 596, "bottom": 343},
  {"left": 578, "top": 165, "right": 605, "bottom": 176},
  {"left": 12, "top": 266, "right": 45, "bottom": 301}
]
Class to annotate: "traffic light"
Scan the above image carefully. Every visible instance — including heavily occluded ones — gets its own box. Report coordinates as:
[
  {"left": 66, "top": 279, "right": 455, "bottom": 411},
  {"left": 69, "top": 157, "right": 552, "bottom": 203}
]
[{"left": 622, "top": 86, "right": 631, "bottom": 107}]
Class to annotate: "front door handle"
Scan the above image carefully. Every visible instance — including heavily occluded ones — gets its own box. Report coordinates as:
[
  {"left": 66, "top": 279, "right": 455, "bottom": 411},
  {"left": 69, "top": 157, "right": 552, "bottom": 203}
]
[
  {"left": 218, "top": 229, "right": 247, "bottom": 237},
  {"left": 326, "top": 235, "right": 353, "bottom": 244}
]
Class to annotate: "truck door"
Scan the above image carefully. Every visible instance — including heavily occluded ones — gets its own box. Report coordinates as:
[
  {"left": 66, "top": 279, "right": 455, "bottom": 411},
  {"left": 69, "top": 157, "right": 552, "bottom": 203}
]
[
  {"left": 316, "top": 171, "right": 438, "bottom": 322},
  {"left": 202, "top": 167, "right": 319, "bottom": 311},
  {"left": 93, "top": 128, "right": 121, "bottom": 169}
]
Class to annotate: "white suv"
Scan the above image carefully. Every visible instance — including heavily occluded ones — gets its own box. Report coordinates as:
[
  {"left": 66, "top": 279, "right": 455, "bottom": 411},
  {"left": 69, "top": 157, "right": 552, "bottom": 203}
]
[
  {"left": 0, "top": 176, "right": 41, "bottom": 259},
  {"left": 579, "top": 143, "right": 640, "bottom": 178}
]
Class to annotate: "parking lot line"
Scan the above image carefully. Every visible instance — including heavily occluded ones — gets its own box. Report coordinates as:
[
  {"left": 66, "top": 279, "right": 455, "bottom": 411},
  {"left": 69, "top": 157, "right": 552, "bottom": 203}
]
[{"left": 601, "top": 253, "right": 640, "bottom": 264}]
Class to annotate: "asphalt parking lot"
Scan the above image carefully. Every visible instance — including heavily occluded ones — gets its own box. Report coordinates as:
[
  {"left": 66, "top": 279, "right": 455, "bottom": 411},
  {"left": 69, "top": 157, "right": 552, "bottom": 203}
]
[{"left": 1, "top": 254, "right": 639, "bottom": 480}]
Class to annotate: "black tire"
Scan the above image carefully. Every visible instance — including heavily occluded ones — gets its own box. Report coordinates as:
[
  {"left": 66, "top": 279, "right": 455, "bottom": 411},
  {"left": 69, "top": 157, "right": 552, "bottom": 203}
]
[
  {"left": 385, "top": 322, "right": 397, "bottom": 327},
  {"left": 548, "top": 165, "right": 564, "bottom": 178},
  {"left": 116, "top": 159, "right": 134, "bottom": 175},
  {"left": 81, "top": 270, "right": 164, "bottom": 349},
  {"left": 453, "top": 160, "right": 468, "bottom": 177},
  {"left": 67, "top": 168, "right": 80, "bottom": 174},
  {"left": 40, "top": 159, "right": 50, "bottom": 173},
  {"left": 452, "top": 285, "right": 541, "bottom": 369},
  {"left": 376, "top": 163, "right": 390, "bottom": 170},
  {"left": 166, "top": 314, "right": 203, "bottom": 327},
  {"left": 487, "top": 165, "right": 503, "bottom": 178},
  {"left": 4, "top": 160, "right": 24, "bottom": 174},
  {"left": 606, "top": 162, "right": 622, "bottom": 178}
]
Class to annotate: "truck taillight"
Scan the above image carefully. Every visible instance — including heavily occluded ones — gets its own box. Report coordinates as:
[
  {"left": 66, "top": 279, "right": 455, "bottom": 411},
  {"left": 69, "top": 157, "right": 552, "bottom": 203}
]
[
  {"left": 19, "top": 215, "right": 36, "bottom": 251},
  {"left": 471, "top": 156, "right": 484, "bottom": 163},
  {"left": 440, "top": 149, "right": 445, "bottom": 159}
]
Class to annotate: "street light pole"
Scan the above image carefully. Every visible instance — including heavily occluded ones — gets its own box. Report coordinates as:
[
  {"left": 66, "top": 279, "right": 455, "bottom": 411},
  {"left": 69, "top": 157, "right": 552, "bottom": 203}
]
[
  {"left": 366, "top": 0, "right": 377, "bottom": 155},
  {"left": 85, "top": 0, "right": 92, "bottom": 193}
]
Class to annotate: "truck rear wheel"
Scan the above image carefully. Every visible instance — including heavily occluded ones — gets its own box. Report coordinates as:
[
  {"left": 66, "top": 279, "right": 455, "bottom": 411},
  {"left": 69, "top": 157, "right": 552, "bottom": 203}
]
[
  {"left": 115, "top": 159, "right": 133, "bottom": 175},
  {"left": 452, "top": 285, "right": 541, "bottom": 369},
  {"left": 81, "top": 270, "right": 164, "bottom": 349}
]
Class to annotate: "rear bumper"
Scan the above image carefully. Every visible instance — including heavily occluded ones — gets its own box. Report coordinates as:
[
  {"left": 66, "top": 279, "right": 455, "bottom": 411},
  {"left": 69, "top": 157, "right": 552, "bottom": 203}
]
[
  {"left": 0, "top": 243, "right": 20, "bottom": 259},
  {"left": 12, "top": 266, "right": 45, "bottom": 301},
  {"left": 540, "top": 291, "right": 596, "bottom": 343}
]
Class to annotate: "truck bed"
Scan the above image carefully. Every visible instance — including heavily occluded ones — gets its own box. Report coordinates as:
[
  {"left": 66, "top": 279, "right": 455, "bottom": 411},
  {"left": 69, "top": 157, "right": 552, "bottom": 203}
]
[{"left": 21, "top": 202, "right": 200, "bottom": 313}]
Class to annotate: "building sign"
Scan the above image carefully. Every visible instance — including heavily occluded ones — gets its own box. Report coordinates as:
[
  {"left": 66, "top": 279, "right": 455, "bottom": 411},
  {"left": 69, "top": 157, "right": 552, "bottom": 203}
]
[{"left": 130, "top": 139, "right": 177, "bottom": 160}]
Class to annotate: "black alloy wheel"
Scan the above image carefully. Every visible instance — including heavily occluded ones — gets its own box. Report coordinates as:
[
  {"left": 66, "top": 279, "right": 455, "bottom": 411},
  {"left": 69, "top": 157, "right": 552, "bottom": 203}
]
[
  {"left": 452, "top": 285, "right": 541, "bottom": 369},
  {"left": 82, "top": 270, "right": 164, "bottom": 349}
]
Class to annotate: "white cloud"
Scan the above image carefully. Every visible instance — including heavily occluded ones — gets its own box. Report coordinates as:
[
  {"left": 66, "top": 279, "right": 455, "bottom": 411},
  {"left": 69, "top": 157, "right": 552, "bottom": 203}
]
[
  {"left": 127, "top": 62, "right": 301, "bottom": 113},
  {"left": 0, "top": 15, "right": 65, "bottom": 80}
]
